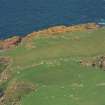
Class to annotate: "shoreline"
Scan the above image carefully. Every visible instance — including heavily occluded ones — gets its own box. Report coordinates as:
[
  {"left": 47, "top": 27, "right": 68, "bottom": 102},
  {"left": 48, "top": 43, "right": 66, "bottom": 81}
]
[{"left": 0, "top": 22, "right": 100, "bottom": 49}]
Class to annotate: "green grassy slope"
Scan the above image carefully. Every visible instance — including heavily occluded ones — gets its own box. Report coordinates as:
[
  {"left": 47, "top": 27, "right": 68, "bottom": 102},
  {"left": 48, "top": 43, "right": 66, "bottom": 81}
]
[
  {"left": 0, "top": 27, "right": 105, "bottom": 105},
  {"left": 21, "top": 61, "right": 105, "bottom": 105}
]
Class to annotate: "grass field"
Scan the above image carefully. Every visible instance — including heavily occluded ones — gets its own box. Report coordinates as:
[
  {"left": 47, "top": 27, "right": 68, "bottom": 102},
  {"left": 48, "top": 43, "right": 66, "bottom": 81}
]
[{"left": 0, "top": 27, "right": 105, "bottom": 105}]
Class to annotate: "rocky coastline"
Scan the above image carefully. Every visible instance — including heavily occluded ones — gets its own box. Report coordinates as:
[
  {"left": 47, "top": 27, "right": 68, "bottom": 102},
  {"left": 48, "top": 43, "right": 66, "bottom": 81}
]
[{"left": 0, "top": 23, "right": 100, "bottom": 49}]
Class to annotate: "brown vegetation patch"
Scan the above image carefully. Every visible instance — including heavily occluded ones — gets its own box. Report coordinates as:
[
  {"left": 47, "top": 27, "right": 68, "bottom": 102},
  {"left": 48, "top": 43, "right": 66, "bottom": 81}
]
[
  {"left": 79, "top": 60, "right": 92, "bottom": 67},
  {"left": 0, "top": 80, "right": 36, "bottom": 105},
  {"left": 0, "top": 57, "right": 12, "bottom": 83},
  {"left": 0, "top": 57, "right": 11, "bottom": 64}
]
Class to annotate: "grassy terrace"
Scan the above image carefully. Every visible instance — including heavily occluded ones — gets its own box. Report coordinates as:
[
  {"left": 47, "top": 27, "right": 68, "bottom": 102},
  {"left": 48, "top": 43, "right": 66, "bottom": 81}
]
[{"left": 0, "top": 27, "right": 105, "bottom": 105}]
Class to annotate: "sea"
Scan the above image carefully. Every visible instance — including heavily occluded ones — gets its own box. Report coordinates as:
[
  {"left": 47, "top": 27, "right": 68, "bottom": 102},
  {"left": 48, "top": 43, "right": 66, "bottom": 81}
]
[{"left": 0, "top": 0, "right": 105, "bottom": 39}]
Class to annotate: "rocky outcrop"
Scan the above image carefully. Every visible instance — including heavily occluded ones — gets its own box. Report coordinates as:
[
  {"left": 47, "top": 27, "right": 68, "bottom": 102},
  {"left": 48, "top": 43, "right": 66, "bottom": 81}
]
[
  {"left": 25, "top": 23, "right": 100, "bottom": 40},
  {"left": 80, "top": 56, "right": 105, "bottom": 69},
  {"left": 93, "top": 56, "right": 105, "bottom": 69},
  {"left": 0, "top": 36, "right": 22, "bottom": 49}
]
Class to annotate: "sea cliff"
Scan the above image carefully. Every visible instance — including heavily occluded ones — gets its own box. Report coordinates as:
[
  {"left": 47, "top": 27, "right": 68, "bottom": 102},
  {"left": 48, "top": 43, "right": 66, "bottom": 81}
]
[{"left": 0, "top": 23, "right": 100, "bottom": 49}]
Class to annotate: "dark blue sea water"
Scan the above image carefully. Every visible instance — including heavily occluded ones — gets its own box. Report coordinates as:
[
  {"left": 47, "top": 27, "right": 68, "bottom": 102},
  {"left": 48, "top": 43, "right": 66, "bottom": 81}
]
[{"left": 0, "top": 0, "right": 105, "bottom": 39}]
